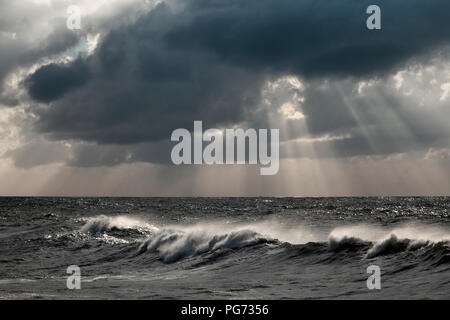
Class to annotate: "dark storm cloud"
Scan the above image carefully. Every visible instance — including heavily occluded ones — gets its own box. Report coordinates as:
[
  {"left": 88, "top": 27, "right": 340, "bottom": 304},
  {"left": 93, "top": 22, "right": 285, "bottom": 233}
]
[
  {"left": 19, "top": 0, "right": 450, "bottom": 166},
  {"left": 31, "top": 5, "right": 264, "bottom": 144},
  {"left": 68, "top": 140, "right": 173, "bottom": 167},
  {"left": 25, "top": 59, "right": 91, "bottom": 102},
  {"left": 0, "top": 21, "right": 80, "bottom": 105},
  {"left": 165, "top": 0, "right": 450, "bottom": 78},
  {"left": 4, "top": 138, "right": 70, "bottom": 169}
]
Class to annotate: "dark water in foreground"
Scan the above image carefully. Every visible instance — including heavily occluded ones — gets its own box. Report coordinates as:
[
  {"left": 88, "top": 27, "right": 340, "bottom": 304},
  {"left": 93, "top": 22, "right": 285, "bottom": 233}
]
[{"left": 0, "top": 197, "right": 449, "bottom": 299}]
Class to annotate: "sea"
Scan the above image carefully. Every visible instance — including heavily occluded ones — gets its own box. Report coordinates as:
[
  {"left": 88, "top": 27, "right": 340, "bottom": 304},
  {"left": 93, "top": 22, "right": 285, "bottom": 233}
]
[{"left": 0, "top": 197, "right": 449, "bottom": 299}]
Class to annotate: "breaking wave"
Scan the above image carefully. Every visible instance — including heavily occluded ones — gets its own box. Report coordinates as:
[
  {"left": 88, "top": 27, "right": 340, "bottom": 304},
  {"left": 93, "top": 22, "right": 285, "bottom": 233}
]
[
  {"left": 78, "top": 216, "right": 450, "bottom": 264},
  {"left": 80, "top": 215, "right": 158, "bottom": 234},
  {"left": 139, "top": 228, "right": 277, "bottom": 263},
  {"left": 329, "top": 225, "right": 450, "bottom": 259},
  {"left": 366, "top": 235, "right": 449, "bottom": 259}
]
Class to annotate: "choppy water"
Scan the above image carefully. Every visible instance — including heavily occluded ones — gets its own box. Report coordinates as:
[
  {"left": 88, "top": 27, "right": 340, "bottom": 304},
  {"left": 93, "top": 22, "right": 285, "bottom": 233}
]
[{"left": 0, "top": 197, "right": 449, "bottom": 299}]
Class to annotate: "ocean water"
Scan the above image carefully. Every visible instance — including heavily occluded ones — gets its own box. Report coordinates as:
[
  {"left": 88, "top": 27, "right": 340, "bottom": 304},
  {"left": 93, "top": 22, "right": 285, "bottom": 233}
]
[{"left": 0, "top": 197, "right": 449, "bottom": 300}]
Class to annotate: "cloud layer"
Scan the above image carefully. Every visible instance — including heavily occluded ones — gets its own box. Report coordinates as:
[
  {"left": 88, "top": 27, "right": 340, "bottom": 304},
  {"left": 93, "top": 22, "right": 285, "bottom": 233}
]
[{"left": 1, "top": 0, "right": 450, "bottom": 185}]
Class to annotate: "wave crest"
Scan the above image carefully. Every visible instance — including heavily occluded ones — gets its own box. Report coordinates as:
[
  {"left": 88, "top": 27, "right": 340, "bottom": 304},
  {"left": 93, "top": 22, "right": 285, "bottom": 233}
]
[
  {"left": 139, "top": 228, "right": 276, "bottom": 263},
  {"left": 328, "top": 236, "right": 369, "bottom": 251}
]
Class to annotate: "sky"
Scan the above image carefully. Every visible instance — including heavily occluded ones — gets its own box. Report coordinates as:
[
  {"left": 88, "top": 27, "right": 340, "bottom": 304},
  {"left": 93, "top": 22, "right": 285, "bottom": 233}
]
[{"left": 0, "top": 0, "right": 449, "bottom": 196}]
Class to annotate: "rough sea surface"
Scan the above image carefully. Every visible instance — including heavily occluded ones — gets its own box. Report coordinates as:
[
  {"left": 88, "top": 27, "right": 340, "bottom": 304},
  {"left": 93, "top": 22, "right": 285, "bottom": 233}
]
[{"left": 0, "top": 197, "right": 449, "bottom": 299}]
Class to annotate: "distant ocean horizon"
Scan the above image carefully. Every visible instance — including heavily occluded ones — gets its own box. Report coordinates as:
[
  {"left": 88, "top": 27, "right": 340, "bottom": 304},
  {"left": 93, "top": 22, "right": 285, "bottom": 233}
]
[{"left": 1, "top": 196, "right": 449, "bottom": 299}]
